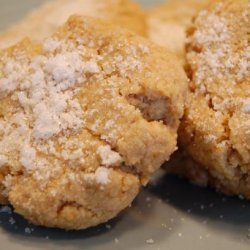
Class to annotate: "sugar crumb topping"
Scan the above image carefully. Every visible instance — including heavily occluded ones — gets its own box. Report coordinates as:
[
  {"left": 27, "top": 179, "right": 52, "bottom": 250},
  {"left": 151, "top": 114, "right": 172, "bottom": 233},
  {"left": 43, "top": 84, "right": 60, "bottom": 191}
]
[
  {"left": 84, "top": 166, "right": 111, "bottom": 185},
  {"left": 97, "top": 145, "right": 122, "bottom": 167},
  {"left": 95, "top": 167, "right": 111, "bottom": 185}
]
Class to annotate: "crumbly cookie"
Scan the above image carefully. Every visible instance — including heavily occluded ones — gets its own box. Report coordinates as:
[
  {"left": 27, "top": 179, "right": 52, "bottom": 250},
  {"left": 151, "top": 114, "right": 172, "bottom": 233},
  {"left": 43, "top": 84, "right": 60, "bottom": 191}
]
[
  {"left": 179, "top": 0, "right": 250, "bottom": 198},
  {"left": 0, "top": 0, "right": 146, "bottom": 49},
  {"left": 0, "top": 16, "right": 187, "bottom": 229},
  {"left": 147, "top": 0, "right": 213, "bottom": 59}
]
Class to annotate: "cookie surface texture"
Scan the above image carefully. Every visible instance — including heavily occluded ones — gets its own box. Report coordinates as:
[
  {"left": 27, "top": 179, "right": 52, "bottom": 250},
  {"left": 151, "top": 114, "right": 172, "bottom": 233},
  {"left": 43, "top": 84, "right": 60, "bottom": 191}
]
[
  {"left": 179, "top": 0, "right": 250, "bottom": 198},
  {"left": 0, "top": 0, "right": 146, "bottom": 49},
  {"left": 0, "top": 16, "right": 187, "bottom": 229}
]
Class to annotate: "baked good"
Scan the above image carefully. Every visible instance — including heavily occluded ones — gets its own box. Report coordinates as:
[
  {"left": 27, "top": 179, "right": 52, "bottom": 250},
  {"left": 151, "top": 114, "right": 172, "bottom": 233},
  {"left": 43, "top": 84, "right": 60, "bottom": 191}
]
[
  {"left": 179, "top": 0, "right": 250, "bottom": 197},
  {"left": 0, "top": 16, "right": 187, "bottom": 229},
  {"left": 147, "top": 0, "right": 213, "bottom": 59},
  {"left": 0, "top": 0, "right": 146, "bottom": 49}
]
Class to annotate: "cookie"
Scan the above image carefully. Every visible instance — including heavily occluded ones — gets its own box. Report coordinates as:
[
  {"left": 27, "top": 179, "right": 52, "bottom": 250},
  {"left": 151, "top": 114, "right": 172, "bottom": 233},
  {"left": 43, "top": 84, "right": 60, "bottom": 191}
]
[
  {"left": 0, "top": 0, "right": 146, "bottom": 49},
  {"left": 0, "top": 16, "right": 187, "bottom": 229},
  {"left": 147, "top": 0, "right": 213, "bottom": 59},
  {"left": 179, "top": 0, "right": 250, "bottom": 198}
]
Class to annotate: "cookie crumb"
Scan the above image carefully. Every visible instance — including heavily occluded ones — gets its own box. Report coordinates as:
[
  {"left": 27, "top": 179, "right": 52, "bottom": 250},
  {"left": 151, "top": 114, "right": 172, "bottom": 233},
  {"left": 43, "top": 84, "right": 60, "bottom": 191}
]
[
  {"left": 0, "top": 206, "right": 12, "bottom": 214},
  {"left": 9, "top": 217, "right": 15, "bottom": 225},
  {"left": 24, "top": 227, "right": 32, "bottom": 234},
  {"left": 238, "top": 195, "right": 245, "bottom": 200},
  {"left": 146, "top": 238, "right": 154, "bottom": 244}
]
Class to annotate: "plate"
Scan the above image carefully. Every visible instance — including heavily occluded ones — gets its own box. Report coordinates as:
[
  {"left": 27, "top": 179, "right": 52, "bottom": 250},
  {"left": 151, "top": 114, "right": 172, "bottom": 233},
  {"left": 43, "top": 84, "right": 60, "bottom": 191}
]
[{"left": 0, "top": 1, "right": 249, "bottom": 249}]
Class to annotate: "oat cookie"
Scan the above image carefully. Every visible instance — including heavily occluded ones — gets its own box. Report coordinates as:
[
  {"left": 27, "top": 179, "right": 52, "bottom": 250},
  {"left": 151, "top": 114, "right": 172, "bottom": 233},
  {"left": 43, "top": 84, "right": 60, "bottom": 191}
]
[
  {"left": 0, "top": 16, "right": 187, "bottom": 229},
  {"left": 0, "top": 0, "right": 146, "bottom": 49},
  {"left": 147, "top": 0, "right": 213, "bottom": 59},
  {"left": 179, "top": 0, "right": 250, "bottom": 198}
]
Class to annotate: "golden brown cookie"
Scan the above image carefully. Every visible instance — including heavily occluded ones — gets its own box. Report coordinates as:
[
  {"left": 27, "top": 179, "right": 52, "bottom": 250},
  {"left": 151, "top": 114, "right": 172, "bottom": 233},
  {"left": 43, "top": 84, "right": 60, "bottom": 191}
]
[
  {"left": 179, "top": 0, "right": 250, "bottom": 198},
  {"left": 0, "top": 0, "right": 146, "bottom": 49},
  {"left": 0, "top": 16, "right": 187, "bottom": 229},
  {"left": 147, "top": 0, "right": 213, "bottom": 59}
]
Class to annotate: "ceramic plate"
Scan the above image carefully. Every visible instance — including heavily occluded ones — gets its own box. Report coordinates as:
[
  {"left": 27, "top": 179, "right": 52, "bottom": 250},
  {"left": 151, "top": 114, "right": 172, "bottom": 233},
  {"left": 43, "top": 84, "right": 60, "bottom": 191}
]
[{"left": 0, "top": 1, "right": 249, "bottom": 249}]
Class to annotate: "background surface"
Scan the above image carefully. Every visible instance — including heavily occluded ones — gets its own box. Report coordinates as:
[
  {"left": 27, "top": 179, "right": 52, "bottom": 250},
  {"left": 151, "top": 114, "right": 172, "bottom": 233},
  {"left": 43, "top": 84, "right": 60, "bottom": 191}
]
[
  {"left": 0, "top": 1, "right": 249, "bottom": 249},
  {"left": 0, "top": 0, "right": 163, "bottom": 30}
]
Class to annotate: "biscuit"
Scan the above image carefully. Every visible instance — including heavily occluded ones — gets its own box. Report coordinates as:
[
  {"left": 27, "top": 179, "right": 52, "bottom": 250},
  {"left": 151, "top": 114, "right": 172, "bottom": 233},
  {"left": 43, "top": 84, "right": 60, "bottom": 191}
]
[
  {"left": 0, "top": 0, "right": 146, "bottom": 49},
  {"left": 147, "top": 0, "right": 213, "bottom": 59},
  {"left": 0, "top": 16, "right": 187, "bottom": 229},
  {"left": 179, "top": 0, "right": 250, "bottom": 198}
]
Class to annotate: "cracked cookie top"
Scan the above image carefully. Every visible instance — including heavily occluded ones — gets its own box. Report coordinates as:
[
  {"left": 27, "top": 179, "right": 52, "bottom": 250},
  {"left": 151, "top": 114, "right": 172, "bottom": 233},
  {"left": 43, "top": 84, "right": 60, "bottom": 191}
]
[{"left": 0, "top": 16, "right": 187, "bottom": 229}]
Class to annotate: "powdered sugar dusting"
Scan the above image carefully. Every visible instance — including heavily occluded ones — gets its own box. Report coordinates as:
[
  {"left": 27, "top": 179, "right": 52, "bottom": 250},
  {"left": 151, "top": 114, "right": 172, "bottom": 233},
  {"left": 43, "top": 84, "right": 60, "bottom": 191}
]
[
  {"left": 0, "top": 39, "right": 88, "bottom": 188},
  {"left": 189, "top": 9, "right": 231, "bottom": 87},
  {"left": 187, "top": 2, "right": 250, "bottom": 113},
  {"left": 0, "top": 52, "right": 81, "bottom": 184}
]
